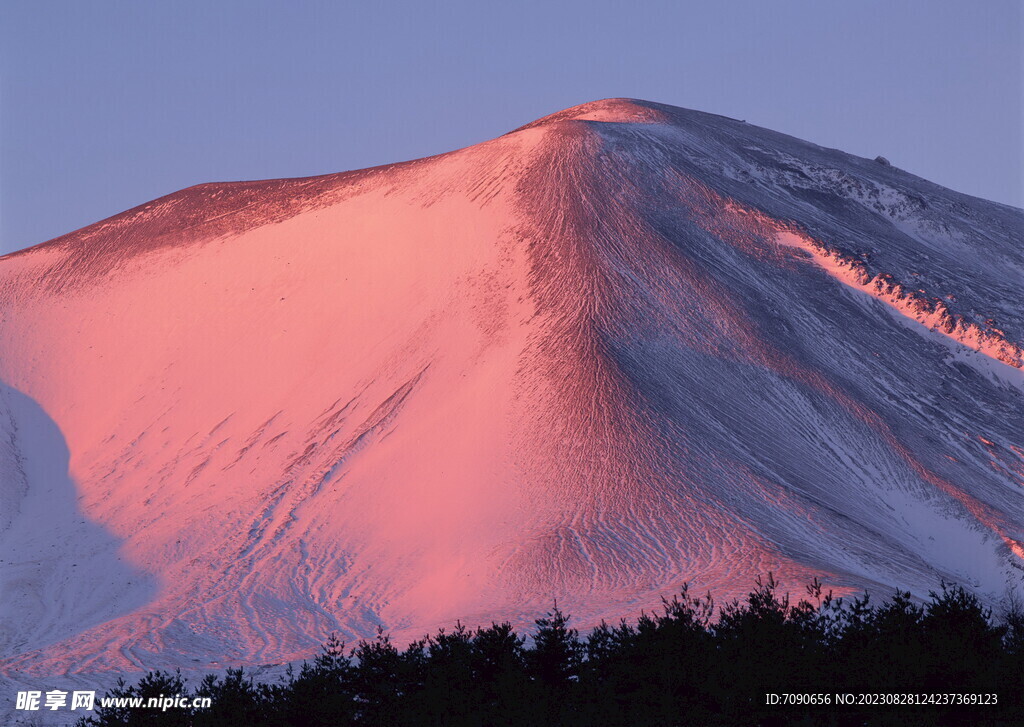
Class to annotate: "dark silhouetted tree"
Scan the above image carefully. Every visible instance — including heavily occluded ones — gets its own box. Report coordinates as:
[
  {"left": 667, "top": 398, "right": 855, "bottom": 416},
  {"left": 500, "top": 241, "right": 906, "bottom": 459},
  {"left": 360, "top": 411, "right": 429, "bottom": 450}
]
[{"left": 527, "top": 603, "right": 583, "bottom": 726}]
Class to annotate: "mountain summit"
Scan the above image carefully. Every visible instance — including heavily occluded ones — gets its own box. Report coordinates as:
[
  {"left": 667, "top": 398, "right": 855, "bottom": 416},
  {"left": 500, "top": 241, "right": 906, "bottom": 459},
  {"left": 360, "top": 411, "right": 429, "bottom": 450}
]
[{"left": 1, "top": 99, "right": 1022, "bottom": 676}]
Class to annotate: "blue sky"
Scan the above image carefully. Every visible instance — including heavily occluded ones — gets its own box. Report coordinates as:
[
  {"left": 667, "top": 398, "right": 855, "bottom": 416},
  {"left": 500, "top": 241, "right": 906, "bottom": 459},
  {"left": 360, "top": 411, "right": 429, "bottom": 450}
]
[{"left": 1, "top": 0, "right": 1020, "bottom": 254}]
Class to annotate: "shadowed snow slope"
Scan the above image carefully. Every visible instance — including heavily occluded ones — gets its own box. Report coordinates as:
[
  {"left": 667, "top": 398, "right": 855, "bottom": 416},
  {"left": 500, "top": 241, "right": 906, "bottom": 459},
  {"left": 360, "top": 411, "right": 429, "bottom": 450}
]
[{"left": 1, "top": 99, "right": 1022, "bottom": 677}]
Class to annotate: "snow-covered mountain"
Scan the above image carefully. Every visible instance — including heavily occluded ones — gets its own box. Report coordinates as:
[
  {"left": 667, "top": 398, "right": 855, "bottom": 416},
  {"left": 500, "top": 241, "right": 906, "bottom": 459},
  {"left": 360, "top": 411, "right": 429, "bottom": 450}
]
[{"left": 1, "top": 98, "right": 1021, "bottom": 679}]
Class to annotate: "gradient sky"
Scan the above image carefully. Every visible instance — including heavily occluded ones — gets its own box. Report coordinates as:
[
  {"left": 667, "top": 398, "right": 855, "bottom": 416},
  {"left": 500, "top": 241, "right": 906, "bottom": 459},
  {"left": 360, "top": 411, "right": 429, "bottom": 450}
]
[{"left": 1, "top": 0, "right": 1021, "bottom": 254}]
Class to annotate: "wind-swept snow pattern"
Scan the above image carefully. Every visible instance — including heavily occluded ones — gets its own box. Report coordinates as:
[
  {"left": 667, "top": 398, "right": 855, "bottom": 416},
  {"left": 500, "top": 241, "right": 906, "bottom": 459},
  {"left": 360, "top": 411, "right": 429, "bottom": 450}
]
[{"left": 1, "top": 99, "right": 1022, "bottom": 682}]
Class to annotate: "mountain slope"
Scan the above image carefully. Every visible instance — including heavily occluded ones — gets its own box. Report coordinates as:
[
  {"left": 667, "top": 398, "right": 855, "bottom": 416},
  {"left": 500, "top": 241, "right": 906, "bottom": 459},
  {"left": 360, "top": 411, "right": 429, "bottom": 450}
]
[{"left": 1, "top": 98, "right": 1021, "bottom": 676}]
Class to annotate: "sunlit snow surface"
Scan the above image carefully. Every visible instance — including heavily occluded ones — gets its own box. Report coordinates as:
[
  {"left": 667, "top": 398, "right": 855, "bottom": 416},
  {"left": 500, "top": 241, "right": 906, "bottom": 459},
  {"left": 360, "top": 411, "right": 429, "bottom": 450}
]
[{"left": 1, "top": 99, "right": 1022, "bottom": 683}]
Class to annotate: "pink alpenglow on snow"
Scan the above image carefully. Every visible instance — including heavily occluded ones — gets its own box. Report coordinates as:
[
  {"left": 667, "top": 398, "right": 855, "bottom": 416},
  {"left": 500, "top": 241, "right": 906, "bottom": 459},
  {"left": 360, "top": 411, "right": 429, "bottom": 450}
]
[{"left": 1, "top": 99, "right": 1022, "bottom": 680}]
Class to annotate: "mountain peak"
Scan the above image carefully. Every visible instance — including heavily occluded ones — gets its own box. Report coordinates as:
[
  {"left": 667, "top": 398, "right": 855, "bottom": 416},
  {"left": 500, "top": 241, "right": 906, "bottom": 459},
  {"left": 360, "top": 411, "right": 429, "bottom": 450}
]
[{"left": 513, "top": 98, "right": 670, "bottom": 132}]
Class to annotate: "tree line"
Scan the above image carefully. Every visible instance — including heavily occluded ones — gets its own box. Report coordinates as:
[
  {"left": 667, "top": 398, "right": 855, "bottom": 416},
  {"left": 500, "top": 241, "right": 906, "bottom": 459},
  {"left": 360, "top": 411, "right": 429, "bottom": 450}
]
[{"left": 77, "top": 575, "right": 1024, "bottom": 726}]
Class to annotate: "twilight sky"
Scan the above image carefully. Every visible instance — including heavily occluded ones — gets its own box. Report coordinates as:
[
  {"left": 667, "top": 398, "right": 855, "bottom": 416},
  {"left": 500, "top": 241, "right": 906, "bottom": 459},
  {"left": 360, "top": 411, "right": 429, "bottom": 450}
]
[{"left": 1, "top": 0, "right": 1020, "bottom": 255}]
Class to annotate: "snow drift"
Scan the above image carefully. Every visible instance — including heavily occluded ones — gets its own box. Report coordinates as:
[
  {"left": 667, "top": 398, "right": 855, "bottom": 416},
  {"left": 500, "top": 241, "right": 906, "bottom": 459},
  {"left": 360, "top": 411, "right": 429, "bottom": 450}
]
[{"left": 1, "top": 98, "right": 1022, "bottom": 678}]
